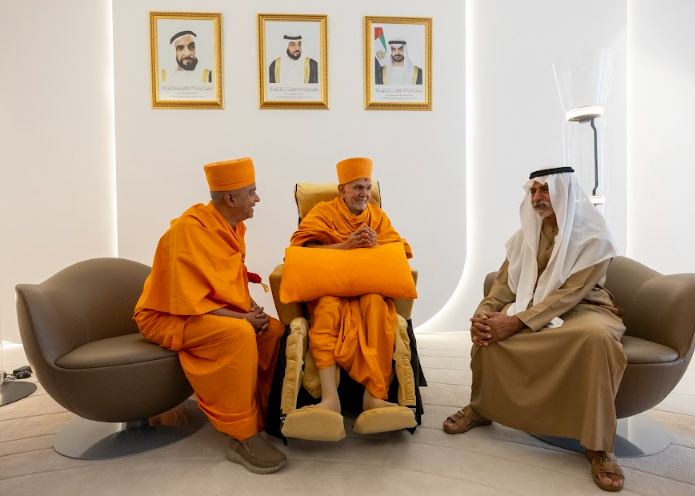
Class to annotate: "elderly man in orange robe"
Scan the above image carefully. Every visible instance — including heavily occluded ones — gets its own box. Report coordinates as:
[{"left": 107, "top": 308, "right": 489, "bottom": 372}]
[
  {"left": 134, "top": 157, "right": 287, "bottom": 474},
  {"left": 284, "top": 157, "right": 416, "bottom": 439}
]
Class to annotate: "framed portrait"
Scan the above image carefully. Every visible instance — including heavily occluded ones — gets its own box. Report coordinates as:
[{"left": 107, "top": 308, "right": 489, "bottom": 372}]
[
  {"left": 258, "top": 14, "right": 328, "bottom": 109},
  {"left": 364, "top": 16, "right": 432, "bottom": 110},
  {"left": 150, "top": 12, "right": 223, "bottom": 109}
]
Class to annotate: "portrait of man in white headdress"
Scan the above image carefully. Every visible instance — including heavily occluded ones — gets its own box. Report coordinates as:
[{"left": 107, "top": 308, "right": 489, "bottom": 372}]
[
  {"left": 161, "top": 30, "right": 213, "bottom": 85},
  {"left": 269, "top": 34, "right": 319, "bottom": 85},
  {"left": 374, "top": 38, "right": 423, "bottom": 86},
  {"left": 151, "top": 13, "right": 222, "bottom": 107},
  {"left": 259, "top": 15, "right": 327, "bottom": 107},
  {"left": 365, "top": 18, "right": 431, "bottom": 109}
]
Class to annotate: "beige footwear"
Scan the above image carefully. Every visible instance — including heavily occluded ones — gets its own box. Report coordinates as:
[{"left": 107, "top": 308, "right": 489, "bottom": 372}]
[
  {"left": 281, "top": 405, "right": 346, "bottom": 441},
  {"left": 352, "top": 406, "right": 417, "bottom": 434},
  {"left": 225, "top": 433, "right": 287, "bottom": 474}
]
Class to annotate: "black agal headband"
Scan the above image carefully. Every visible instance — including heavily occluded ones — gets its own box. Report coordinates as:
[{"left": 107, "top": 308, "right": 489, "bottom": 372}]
[{"left": 529, "top": 167, "right": 574, "bottom": 179}]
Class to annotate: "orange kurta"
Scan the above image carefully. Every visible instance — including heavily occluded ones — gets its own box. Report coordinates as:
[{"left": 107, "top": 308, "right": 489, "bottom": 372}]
[
  {"left": 290, "top": 197, "right": 412, "bottom": 399},
  {"left": 134, "top": 202, "right": 283, "bottom": 440}
]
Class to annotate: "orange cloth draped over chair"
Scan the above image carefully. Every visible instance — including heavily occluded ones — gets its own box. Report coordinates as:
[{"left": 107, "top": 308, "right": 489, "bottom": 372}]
[
  {"left": 135, "top": 202, "right": 283, "bottom": 441},
  {"left": 290, "top": 197, "right": 412, "bottom": 400}
]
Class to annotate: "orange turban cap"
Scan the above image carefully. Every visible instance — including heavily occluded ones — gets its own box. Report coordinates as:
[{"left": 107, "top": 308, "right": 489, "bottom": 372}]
[
  {"left": 336, "top": 157, "right": 373, "bottom": 185},
  {"left": 204, "top": 157, "right": 255, "bottom": 191}
]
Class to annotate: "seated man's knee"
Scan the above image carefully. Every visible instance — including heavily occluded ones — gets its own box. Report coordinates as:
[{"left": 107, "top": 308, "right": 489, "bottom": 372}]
[
  {"left": 570, "top": 324, "right": 617, "bottom": 349},
  {"left": 312, "top": 296, "right": 342, "bottom": 329},
  {"left": 237, "top": 318, "right": 256, "bottom": 334},
  {"left": 264, "top": 319, "right": 285, "bottom": 340},
  {"left": 314, "top": 296, "right": 342, "bottom": 312},
  {"left": 359, "top": 293, "right": 386, "bottom": 310},
  {"left": 360, "top": 293, "right": 384, "bottom": 303},
  {"left": 221, "top": 318, "right": 257, "bottom": 348}
]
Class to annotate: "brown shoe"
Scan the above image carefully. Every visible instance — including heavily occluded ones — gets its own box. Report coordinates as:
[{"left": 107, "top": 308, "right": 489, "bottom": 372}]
[
  {"left": 226, "top": 433, "right": 287, "bottom": 474},
  {"left": 585, "top": 449, "right": 624, "bottom": 492},
  {"left": 442, "top": 405, "right": 491, "bottom": 434}
]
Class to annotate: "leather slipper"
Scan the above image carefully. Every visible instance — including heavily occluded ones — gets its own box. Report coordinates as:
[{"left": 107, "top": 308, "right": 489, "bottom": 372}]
[
  {"left": 442, "top": 405, "right": 491, "bottom": 434},
  {"left": 226, "top": 433, "right": 287, "bottom": 474},
  {"left": 585, "top": 450, "right": 624, "bottom": 492}
]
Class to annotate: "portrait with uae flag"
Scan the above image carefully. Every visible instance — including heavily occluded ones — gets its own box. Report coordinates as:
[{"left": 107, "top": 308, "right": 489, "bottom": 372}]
[{"left": 364, "top": 16, "right": 431, "bottom": 110}]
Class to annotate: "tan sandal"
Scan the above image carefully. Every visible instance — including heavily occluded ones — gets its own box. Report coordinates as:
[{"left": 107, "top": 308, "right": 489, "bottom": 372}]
[
  {"left": 585, "top": 450, "right": 624, "bottom": 492},
  {"left": 442, "top": 405, "right": 491, "bottom": 434}
]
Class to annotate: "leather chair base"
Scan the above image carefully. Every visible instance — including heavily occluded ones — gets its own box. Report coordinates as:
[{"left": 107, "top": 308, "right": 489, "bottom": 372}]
[
  {"left": 54, "top": 399, "right": 206, "bottom": 460},
  {"left": 532, "top": 413, "right": 672, "bottom": 458},
  {"left": 0, "top": 380, "right": 37, "bottom": 406}
]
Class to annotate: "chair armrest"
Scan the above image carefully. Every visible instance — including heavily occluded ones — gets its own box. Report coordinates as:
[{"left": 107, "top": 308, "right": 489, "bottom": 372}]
[
  {"left": 625, "top": 273, "right": 695, "bottom": 358},
  {"left": 269, "top": 264, "right": 304, "bottom": 326},
  {"left": 393, "top": 269, "right": 418, "bottom": 320}
]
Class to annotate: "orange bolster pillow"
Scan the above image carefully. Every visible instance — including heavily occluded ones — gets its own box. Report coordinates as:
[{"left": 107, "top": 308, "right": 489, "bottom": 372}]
[{"left": 280, "top": 241, "right": 417, "bottom": 303}]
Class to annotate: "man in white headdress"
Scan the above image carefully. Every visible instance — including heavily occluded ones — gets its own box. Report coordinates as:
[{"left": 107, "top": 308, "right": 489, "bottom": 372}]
[
  {"left": 375, "top": 39, "right": 423, "bottom": 85},
  {"left": 161, "top": 30, "right": 213, "bottom": 85},
  {"left": 269, "top": 34, "right": 318, "bottom": 85},
  {"left": 442, "top": 167, "right": 627, "bottom": 492}
]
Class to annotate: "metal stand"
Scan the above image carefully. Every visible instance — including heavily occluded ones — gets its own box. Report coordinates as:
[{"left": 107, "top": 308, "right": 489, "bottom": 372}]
[
  {"left": 589, "top": 117, "right": 599, "bottom": 195},
  {"left": 533, "top": 413, "right": 672, "bottom": 458},
  {"left": 53, "top": 399, "right": 207, "bottom": 460},
  {"left": 0, "top": 378, "right": 37, "bottom": 406}
]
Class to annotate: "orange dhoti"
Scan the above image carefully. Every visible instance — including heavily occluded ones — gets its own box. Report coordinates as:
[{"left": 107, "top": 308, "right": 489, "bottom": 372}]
[
  {"left": 308, "top": 294, "right": 396, "bottom": 400},
  {"left": 135, "top": 308, "right": 284, "bottom": 441}
]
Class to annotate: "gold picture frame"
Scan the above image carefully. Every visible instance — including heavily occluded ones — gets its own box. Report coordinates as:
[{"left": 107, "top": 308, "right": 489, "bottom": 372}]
[
  {"left": 258, "top": 14, "right": 328, "bottom": 109},
  {"left": 364, "top": 16, "right": 432, "bottom": 110},
  {"left": 150, "top": 12, "right": 223, "bottom": 109}
]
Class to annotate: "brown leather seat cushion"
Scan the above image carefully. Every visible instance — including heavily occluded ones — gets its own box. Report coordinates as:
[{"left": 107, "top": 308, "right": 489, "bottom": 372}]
[
  {"left": 622, "top": 335, "right": 678, "bottom": 364},
  {"left": 56, "top": 333, "right": 176, "bottom": 369}
]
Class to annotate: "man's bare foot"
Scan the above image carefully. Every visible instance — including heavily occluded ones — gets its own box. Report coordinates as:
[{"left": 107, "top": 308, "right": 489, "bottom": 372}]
[
  {"left": 315, "top": 395, "right": 341, "bottom": 414},
  {"left": 363, "top": 390, "right": 397, "bottom": 411}
]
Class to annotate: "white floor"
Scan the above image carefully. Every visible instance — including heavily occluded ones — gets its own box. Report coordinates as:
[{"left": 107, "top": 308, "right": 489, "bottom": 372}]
[{"left": 1, "top": 331, "right": 694, "bottom": 495}]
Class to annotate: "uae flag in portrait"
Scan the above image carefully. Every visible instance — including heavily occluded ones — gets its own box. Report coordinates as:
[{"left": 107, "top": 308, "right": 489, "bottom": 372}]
[{"left": 374, "top": 26, "right": 388, "bottom": 66}]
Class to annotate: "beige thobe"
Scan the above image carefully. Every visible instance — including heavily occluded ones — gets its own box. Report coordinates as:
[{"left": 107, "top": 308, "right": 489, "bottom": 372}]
[{"left": 470, "top": 222, "right": 627, "bottom": 451}]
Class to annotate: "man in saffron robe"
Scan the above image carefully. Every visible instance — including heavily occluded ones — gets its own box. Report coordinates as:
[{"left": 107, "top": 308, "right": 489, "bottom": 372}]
[
  {"left": 443, "top": 167, "right": 626, "bottom": 492},
  {"left": 284, "top": 156, "right": 416, "bottom": 439},
  {"left": 134, "top": 157, "right": 287, "bottom": 474}
]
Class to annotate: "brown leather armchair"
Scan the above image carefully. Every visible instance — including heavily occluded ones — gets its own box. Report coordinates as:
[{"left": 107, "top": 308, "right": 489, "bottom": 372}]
[
  {"left": 15, "top": 258, "right": 204, "bottom": 459},
  {"left": 484, "top": 255, "right": 695, "bottom": 455}
]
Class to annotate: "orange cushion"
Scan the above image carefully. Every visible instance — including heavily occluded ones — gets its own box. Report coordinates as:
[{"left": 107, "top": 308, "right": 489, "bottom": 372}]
[{"left": 280, "top": 241, "right": 417, "bottom": 303}]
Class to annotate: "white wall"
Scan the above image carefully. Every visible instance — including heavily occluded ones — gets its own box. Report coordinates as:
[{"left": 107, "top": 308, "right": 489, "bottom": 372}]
[
  {"left": 0, "top": 0, "right": 115, "bottom": 343},
  {"left": 113, "top": 0, "right": 467, "bottom": 326},
  {"left": 4, "top": 0, "right": 695, "bottom": 344},
  {"left": 420, "top": 0, "right": 628, "bottom": 331},
  {"left": 628, "top": 0, "right": 695, "bottom": 273}
]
